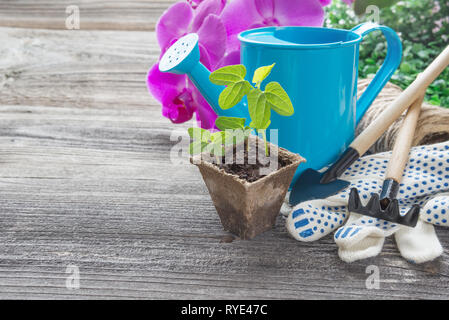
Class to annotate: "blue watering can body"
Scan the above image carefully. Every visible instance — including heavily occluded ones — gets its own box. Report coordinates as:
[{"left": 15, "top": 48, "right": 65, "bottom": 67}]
[{"left": 159, "top": 23, "right": 402, "bottom": 186}]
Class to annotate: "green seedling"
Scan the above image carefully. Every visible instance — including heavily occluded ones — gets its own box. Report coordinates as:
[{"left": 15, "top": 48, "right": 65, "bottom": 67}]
[
  {"left": 211, "top": 63, "right": 294, "bottom": 156},
  {"left": 188, "top": 127, "right": 232, "bottom": 164},
  {"left": 188, "top": 63, "right": 294, "bottom": 159}
]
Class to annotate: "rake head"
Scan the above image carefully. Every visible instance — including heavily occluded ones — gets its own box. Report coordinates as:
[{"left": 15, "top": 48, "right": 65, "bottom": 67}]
[{"left": 348, "top": 188, "right": 419, "bottom": 227}]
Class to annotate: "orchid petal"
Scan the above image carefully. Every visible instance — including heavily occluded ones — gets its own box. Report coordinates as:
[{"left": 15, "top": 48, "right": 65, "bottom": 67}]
[
  {"left": 216, "top": 50, "right": 241, "bottom": 69},
  {"left": 148, "top": 65, "right": 193, "bottom": 124},
  {"left": 220, "top": 0, "right": 263, "bottom": 51},
  {"left": 274, "top": 0, "right": 324, "bottom": 26},
  {"left": 190, "top": 85, "right": 218, "bottom": 129},
  {"left": 191, "top": 0, "right": 225, "bottom": 31},
  {"left": 156, "top": 2, "right": 193, "bottom": 51},
  {"left": 148, "top": 65, "right": 213, "bottom": 126},
  {"left": 319, "top": 0, "right": 332, "bottom": 6},
  {"left": 255, "top": 0, "right": 275, "bottom": 20},
  {"left": 187, "top": 0, "right": 203, "bottom": 8},
  {"left": 217, "top": 0, "right": 226, "bottom": 11},
  {"left": 198, "top": 44, "right": 212, "bottom": 70},
  {"left": 197, "top": 14, "right": 227, "bottom": 68},
  {"left": 146, "top": 63, "right": 185, "bottom": 102},
  {"left": 224, "top": 36, "right": 241, "bottom": 55},
  {"left": 161, "top": 87, "right": 195, "bottom": 124},
  {"left": 162, "top": 102, "right": 194, "bottom": 124}
]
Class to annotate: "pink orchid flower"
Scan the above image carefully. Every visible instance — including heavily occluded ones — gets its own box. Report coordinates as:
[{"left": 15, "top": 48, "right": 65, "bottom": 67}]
[
  {"left": 220, "top": 0, "right": 326, "bottom": 54},
  {"left": 319, "top": 0, "right": 332, "bottom": 6},
  {"left": 147, "top": 0, "right": 327, "bottom": 129},
  {"left": 186, "top": 0, "right": 203, "bottom": 9},
  {"left": 147, "top": 0, "right": 227, "bottom": 129}
]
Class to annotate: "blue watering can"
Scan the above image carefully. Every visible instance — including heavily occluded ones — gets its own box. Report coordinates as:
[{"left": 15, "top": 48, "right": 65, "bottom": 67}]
[{"left": 159, "top": 23, "right": 402, "bottom": 186}]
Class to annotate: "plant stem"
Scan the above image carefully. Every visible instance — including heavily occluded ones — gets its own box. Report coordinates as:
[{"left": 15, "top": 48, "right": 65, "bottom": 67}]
[{"left": 261, "top": 130, "right": 268, "bottom": 156}]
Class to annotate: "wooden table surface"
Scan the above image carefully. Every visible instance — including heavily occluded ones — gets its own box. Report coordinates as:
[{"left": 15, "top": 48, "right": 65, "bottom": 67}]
[{"left": 0, "top": 1, "right": 448, "bottom": 300}]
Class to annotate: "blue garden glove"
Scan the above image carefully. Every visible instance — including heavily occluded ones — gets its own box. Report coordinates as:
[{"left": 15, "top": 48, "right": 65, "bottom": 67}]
[{"left": 285, "top": 141, "right": 449, "bottom": 263}]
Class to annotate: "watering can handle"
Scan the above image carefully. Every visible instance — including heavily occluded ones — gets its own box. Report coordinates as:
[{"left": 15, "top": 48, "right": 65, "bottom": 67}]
[{"left": 351, "top": 22, "right": 402, "bottom": 125}]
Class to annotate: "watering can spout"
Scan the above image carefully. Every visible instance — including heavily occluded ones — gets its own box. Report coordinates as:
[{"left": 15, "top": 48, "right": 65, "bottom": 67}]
[
  {"left": 158, "top": 33, "right": 247, "bottom": 118},
  {"left": 186, "top": 62, "right": 224, "bottom": 115}
]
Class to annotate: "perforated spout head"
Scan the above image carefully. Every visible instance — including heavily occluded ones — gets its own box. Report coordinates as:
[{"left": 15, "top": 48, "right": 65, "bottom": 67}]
[
  {"left": 159, "top": 33, "right": 200, "bottom": 75},
  {"left": 157, "top": 33, "right": 242, "bottom": 117}
]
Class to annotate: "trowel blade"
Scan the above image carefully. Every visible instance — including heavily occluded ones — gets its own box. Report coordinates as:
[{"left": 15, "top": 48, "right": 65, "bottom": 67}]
[{"left": 289, "top": 168, "right": 350, "bottom": 206}]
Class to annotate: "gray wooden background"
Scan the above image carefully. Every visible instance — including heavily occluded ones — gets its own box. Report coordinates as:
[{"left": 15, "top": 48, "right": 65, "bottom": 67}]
[{"left": 0, "top": 0, "right": 448, "bottom": 299}]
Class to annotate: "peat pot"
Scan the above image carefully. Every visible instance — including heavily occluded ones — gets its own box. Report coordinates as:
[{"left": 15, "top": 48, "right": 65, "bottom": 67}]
[{"left": 191, "top": 137, "right": 305, "bottom": 239}]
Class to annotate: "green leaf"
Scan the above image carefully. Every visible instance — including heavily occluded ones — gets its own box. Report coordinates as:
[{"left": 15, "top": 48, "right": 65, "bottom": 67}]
[
  {"left": 250, "top": 120, "right": 271, "bottom": 130},
  {"left": 187, "top": 127, "right": 210, "bottom": 142},
  {"left": 417, "top": 50, "right": 429, "bottom": 59},
  {"left": 429, "top": 99, "right": 441, "bottom": 106},
  {"left": 215, "top": 116, "right": 246, "bottom": 131},
  {"left": 210, "top": 131, "right": 226, "bottom": 143},
  {"left": 209, "top": 65, "right": 247, "bottom": 86},
  {"left": 264, "top": 82, "right": 294, "bottom": 116},
  {"left": 363, "top": 65, "right": 378, "bottom": 75},
  {"left": 433, "top": 79, "right": 446, "bottom": 89},
  {"left": 189, "top": 141, "right": 209, "bottom": 155},
  {"left": 248, "top": 88, "right": 270, "bottom": 130},
  {"left": 205, "top": 134, "right": 227, "bottom": 156},
  {"left": 252, "top": 63, "right": 275, "bottom": 87},
  {"left": 400, "top": 62, "right": 413, "bottom": 73},
  {"left": 218, "top": 80, "right": 252, "bottom": 109},
  {"left": 212, "top": 131, "right": 239, "bottom": 149}
]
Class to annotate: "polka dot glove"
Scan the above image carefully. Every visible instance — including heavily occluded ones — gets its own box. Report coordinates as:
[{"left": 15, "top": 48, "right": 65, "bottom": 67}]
[{"left": 285, "top": 141, "right": 449, "bottom": 263}]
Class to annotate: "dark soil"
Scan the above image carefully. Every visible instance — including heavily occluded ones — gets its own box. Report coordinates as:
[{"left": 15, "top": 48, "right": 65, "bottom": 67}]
[{"left": 213, "top": 140, "right": 292, "bottom": 183}]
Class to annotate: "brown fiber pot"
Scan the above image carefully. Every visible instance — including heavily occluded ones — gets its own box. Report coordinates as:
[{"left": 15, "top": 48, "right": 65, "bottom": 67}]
[{"left": 191, "top": 139, "right": 305, "bottom": 239}]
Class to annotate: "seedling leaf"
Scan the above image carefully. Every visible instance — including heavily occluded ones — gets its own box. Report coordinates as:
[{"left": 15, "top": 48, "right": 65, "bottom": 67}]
[
  {"left": 218, "top": 80, "right": 252, "bottom": 109},
  {"left": 215, "top": 116, "right": 246, "bottom": 130},
  {"left": 189, "top": 141, "right": 209, "bottom": 155},
  {"left": 187, "top": 127, "right": 211, "bottom": 142},
  {"left": 209, "top": 65, "right": 247, "bottom": 86},
  {"left": 252, "top": 63, "right": 275, "bottom": 88},
  {"left": 211, "top": 131, "right": 226, "bottom": 143},
  {"left": 248, "top": 88, "right": 270, "bottom": 130},
  {"left": 250, "top": 120, "right": 271, "bottom": 130},
  {"left": 265, "top": 82, "right": 294, "bottom": 116}
]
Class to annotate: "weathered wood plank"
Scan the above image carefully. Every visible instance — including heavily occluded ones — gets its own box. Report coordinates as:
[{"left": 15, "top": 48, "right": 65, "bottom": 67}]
[
  {"left": 0, "top": 105, "right": 448, "bottom": 299},
  {"left": 0, "top": 27, "right": 448, "bottom": 299},
  {"left": 0, "top": 27, "right": 160, "bottom": 109},
  {"left": 0, "top": 0, "right": 176, "bottom": 31}
]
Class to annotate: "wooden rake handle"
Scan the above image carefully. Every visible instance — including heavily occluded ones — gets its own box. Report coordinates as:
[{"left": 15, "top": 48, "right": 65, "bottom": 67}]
[
  {"left": 351, "top": 45, "right": 449, "bottom": 154},
  {"left": 385, "top": 94, "right": 424, "bottom": 182}
]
